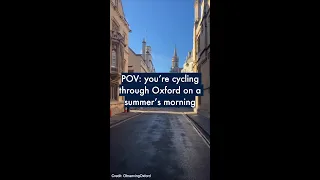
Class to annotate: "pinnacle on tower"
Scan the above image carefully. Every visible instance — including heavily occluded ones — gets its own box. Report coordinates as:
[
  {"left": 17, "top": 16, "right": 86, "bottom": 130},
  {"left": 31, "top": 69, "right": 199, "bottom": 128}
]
[
  {"left": 142, "top": 38, "right": 146, "bottom": 43},
  {"left": 173, "top": 45, "right": 177, "bottom": 57}
]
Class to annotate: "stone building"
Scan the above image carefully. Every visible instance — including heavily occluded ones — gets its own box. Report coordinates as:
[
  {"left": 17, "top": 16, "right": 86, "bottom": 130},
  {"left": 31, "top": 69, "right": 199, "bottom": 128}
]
[
  {"left": 170, "top": 46, "right": 181, "bottom": 73},
  {"left": 181, "top": 51, "right": 194, "bottom": 73},
  {"left": 110, "top": 0, "right": 131, "bottom": 116},
  {"left": 142, "top": 38, "right": 155, "bottom": 72},
  {"left": 144, "top": 43, "right": 156, "bottom": 73},
  {"left": 128, "top": 38, "right": 155, "bottom": 73},
  {"left": 192, "top": 0, "right": 210, "bottom": 117}
]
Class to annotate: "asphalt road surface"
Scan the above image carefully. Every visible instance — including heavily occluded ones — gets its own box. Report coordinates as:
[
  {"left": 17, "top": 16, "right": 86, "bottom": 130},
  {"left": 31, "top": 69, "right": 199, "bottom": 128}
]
[{"left": 110, "top": 112, "right": 210, "bottom": 180}]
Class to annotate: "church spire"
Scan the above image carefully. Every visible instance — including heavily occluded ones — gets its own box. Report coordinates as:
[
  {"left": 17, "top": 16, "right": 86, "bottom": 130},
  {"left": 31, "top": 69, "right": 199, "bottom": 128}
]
[
  {"left": 173, "top": 45, "right": 177, "bottom": 57},
  {"left": 170, "top": 45, "right": 180, "bottom": 73}
]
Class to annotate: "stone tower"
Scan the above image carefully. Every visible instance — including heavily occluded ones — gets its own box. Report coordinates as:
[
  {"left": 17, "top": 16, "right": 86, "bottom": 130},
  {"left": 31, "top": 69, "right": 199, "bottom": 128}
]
[
  {"left": 142, "top": 38, "right": 146, "bottom": 60},
  {"left": 170, "top": 45, "right": 180, "bottom": 73}
]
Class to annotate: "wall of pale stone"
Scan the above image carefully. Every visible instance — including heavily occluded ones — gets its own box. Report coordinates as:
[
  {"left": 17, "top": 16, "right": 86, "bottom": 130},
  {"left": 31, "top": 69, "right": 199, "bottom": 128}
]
[
  {"left": 141, "top": 59, "right": 149, "bottom": 73},
  {"left": 192, "top": 0, "right": 211, "bottom": 117},
  {"left": 110, "top": 101, "right": 124, "bottom": 117},
  {"left": 128, "top": 49, "right": 141, "bottom": 73},
  {"left": 110, "top": 0, "right": 130, "bottom": 118}
]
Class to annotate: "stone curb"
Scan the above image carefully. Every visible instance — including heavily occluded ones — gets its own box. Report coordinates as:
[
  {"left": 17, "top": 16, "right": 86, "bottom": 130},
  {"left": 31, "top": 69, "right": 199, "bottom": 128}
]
[
  {"left": 185, "top": 114, "right": 210, "bottom": 143},
  {"left": 110, "top": 112, "right": 142, "bottom": 127}
]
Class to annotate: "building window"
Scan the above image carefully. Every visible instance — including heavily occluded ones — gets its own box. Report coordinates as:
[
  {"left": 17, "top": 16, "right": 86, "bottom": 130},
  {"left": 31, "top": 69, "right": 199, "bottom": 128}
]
[
  {"left": 123, "top": 32, "right": 126, "bottom": 42},
  {"left": 112, "top": 20, "right": 119, "bottom": 32},
  {"left": 119, "top": 45, "right": 124, "bottom": 71},
  {"left": 110, "top": 83, "right": 118, "bottom": 100},
  {"left": 111, "top": 45, "right": 117, "bottom": 69},
  {"left": 114, "top": 0, "right": 118, "bottom": 7},
  {"left": 197, "top": 38, "right": 200, "bottom": 55}
]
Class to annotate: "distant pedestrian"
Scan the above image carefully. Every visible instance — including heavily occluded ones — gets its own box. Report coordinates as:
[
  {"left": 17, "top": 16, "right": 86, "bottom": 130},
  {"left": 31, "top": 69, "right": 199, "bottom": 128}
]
[{"left": 127, "top": 106, "right": 130, "bottom": 112}]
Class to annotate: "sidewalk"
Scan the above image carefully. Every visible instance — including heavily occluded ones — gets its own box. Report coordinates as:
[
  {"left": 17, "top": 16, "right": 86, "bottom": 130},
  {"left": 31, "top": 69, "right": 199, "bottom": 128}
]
[
  {"left": 186, "top": 113, "right": 210, "bottom": 137},
  {"left": 110, "top": 112, "right": 142, "bottom": 126},
  {"left": 198, "top": 109, "right": 210, "bottom": 119}
]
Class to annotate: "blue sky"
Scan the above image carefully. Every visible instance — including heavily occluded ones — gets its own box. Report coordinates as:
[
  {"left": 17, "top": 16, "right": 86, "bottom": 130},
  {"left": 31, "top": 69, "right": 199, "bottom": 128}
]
[{"left": 122, "top": 0, "right": 194, "bottom": 73}]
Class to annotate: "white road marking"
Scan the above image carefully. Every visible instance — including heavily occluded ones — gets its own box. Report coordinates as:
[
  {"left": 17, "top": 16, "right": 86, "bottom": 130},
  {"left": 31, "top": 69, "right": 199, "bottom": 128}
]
[
  {"left": 182, "top": 114, "right": 210, "bottom": 149},
  {"left": 110, "top": 113, "right": 143, "bottom": 129}
]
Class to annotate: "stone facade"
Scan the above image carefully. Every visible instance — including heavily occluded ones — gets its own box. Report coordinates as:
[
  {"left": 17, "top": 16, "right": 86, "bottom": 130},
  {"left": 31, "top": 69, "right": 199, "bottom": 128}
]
[
  {"left": 128, "top": 39, "right": 155, "bottom": 73},
  {"left": 145, "top": 45, "right": 155, "bottom": 72},
  {"left": 192, "top": 0, "right": 210, "bottom": 116},
  {"left": 128, "top": 47, "right": 154, "bottom": 73},
  {"left": 181, "top": 51, "right": 194, "bottom": 73},
  {"left": 110, "top": 0, "right": 131, "bottom": 116}
]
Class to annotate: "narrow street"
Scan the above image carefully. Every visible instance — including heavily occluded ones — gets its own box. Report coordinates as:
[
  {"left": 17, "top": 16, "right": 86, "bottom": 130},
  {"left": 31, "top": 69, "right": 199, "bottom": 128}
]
[{"left": 110, "top": 111, "right": 210, "bottom": 180}]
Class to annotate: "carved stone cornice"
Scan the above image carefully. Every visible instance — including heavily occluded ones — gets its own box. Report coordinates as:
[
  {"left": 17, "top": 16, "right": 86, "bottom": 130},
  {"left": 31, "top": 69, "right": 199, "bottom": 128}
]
[
  {"left": 110, "top": 72, "right": 121, "bottom": 82},
  {"left": 110, "top": 30, "right": 127, "bottom": 47}
]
